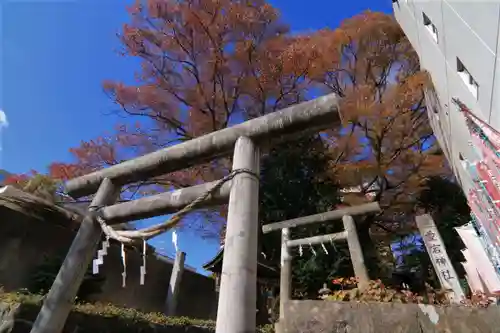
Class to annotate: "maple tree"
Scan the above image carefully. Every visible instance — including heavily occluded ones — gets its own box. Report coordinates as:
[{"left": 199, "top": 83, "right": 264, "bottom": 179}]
[
  {"left": 43, "top": 0, "right": 320, "bottom": 238},
  {"left": 284, "top": 12, "right": 448, "bottom": 277},
  {"left": 36, "top": 2, "right": 450, "bottom": 278},
  {"left": 50, "top": 0, "right": 312, "bottom": 189}
]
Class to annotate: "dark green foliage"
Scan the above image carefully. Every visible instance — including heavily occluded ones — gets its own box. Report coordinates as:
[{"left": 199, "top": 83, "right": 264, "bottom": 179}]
[
  {"left": 259, "top": 135, "right": 352, "bottom": 299},
  {"left": 27, "top": 254, "right": 105, "bottom": 301}
]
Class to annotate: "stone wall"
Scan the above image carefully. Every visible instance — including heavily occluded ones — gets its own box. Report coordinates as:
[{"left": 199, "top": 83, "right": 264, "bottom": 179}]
[
  {"left": 284, "top": 300, "right": 500, "bottom": 333},
  {"left": 0, "top": 203, "right": 218, "bottom": 320}
]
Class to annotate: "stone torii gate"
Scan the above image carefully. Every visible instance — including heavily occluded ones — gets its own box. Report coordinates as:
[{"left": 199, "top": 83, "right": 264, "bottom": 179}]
[
  {"left": 261, "top": 202, "right": 381, "bottom": 332},
  {"left": 29, "top": 94, "right": 341, "bottom": 333}
]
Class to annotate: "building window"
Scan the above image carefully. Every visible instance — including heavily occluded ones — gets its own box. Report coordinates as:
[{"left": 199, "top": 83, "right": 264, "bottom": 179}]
[
  {"left": 422, "top": 13, "right": 438, "bottom": 43},
  {"left": 457, "top": 58, "right": 479, "bottom": 99}
]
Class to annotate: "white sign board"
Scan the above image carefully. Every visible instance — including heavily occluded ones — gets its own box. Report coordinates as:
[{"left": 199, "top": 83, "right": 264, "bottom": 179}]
[{"left": 416, "top": 214, "right": 465, "bottom": 303}]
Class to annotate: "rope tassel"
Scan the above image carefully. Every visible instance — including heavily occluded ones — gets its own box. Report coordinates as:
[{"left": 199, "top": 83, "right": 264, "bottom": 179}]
[
  {"left": 321, "top": 242, "right": 329, "bottom": 255},
  {"left": 95, "top": 168, "right": 258, "bottom": 244},
  {"left": 140, "top": 239, "right": 147, "bottom": 285},
  {"left": 309, "top": 242, "right": 316, "bottom": 256},
  {"left": 121, "top": 243, "right": 127, "bottom": 288}
]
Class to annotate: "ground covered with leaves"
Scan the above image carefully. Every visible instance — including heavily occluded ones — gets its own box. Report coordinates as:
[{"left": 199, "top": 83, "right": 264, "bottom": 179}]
[{"left": 324, "top": 278, "right": 495, "bottom": 308}]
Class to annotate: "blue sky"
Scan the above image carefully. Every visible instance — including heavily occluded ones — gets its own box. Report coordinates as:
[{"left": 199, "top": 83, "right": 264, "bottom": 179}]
[{"left": 1, "top": 0, "right": 393, "bottom": 273}]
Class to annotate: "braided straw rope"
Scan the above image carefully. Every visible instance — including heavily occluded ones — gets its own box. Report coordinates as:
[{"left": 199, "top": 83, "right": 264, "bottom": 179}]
[{"left": 94, "top": 168, "right": 259, "bottom": 244}]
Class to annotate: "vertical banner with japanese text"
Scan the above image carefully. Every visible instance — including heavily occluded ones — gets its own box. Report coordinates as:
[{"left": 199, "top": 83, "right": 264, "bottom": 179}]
[{"left": 416, "top": 214, "right": 465, "bottom": 303}]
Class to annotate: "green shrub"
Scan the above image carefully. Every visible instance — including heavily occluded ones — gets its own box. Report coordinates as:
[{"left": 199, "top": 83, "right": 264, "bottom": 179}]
[{"left": 0, "top": 289, "right": 274, "bottom": 332}]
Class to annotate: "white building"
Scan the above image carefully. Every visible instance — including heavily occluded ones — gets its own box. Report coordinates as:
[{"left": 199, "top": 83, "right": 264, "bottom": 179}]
[
  {"left": 393, "top": 0, "right": 500, "bottom": 292},
  {"left": 393, "top": 0, "right": 500, "bottom": 188}
]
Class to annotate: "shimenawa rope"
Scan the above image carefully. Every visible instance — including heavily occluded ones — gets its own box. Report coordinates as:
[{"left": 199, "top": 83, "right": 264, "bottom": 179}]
[
  {"left": 95, "top": 168, "right": 259, "bottom": 244},
  {"left": 91, "top": 168, "right": 259, "bottom": 285}
]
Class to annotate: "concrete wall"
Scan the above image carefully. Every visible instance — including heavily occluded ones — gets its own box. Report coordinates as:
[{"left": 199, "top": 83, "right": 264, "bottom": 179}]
[
  {"left": 284, "top": 300, "right": 500, "bottom": 333},
  {"left": 393, "top": 0, "right": 500, "bottom": 195},
  {"left": 0, "top": 205, "right": 218, "bottom": 320}
]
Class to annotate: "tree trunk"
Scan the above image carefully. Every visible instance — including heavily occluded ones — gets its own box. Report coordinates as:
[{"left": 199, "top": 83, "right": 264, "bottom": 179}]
[
  {"left": 256, "top": 283, "right": 271, "bottom": 325},
  {"left": 354, "top": 217, "right": 395, "bottom": 283},
  {"left": 374, "top": 237, "right": 395, "bottom": 281}
]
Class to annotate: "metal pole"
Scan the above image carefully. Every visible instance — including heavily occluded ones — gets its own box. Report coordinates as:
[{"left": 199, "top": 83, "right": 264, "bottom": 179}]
[{"left": 216, "top": 137, "right": 260, "bottom": 333}]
